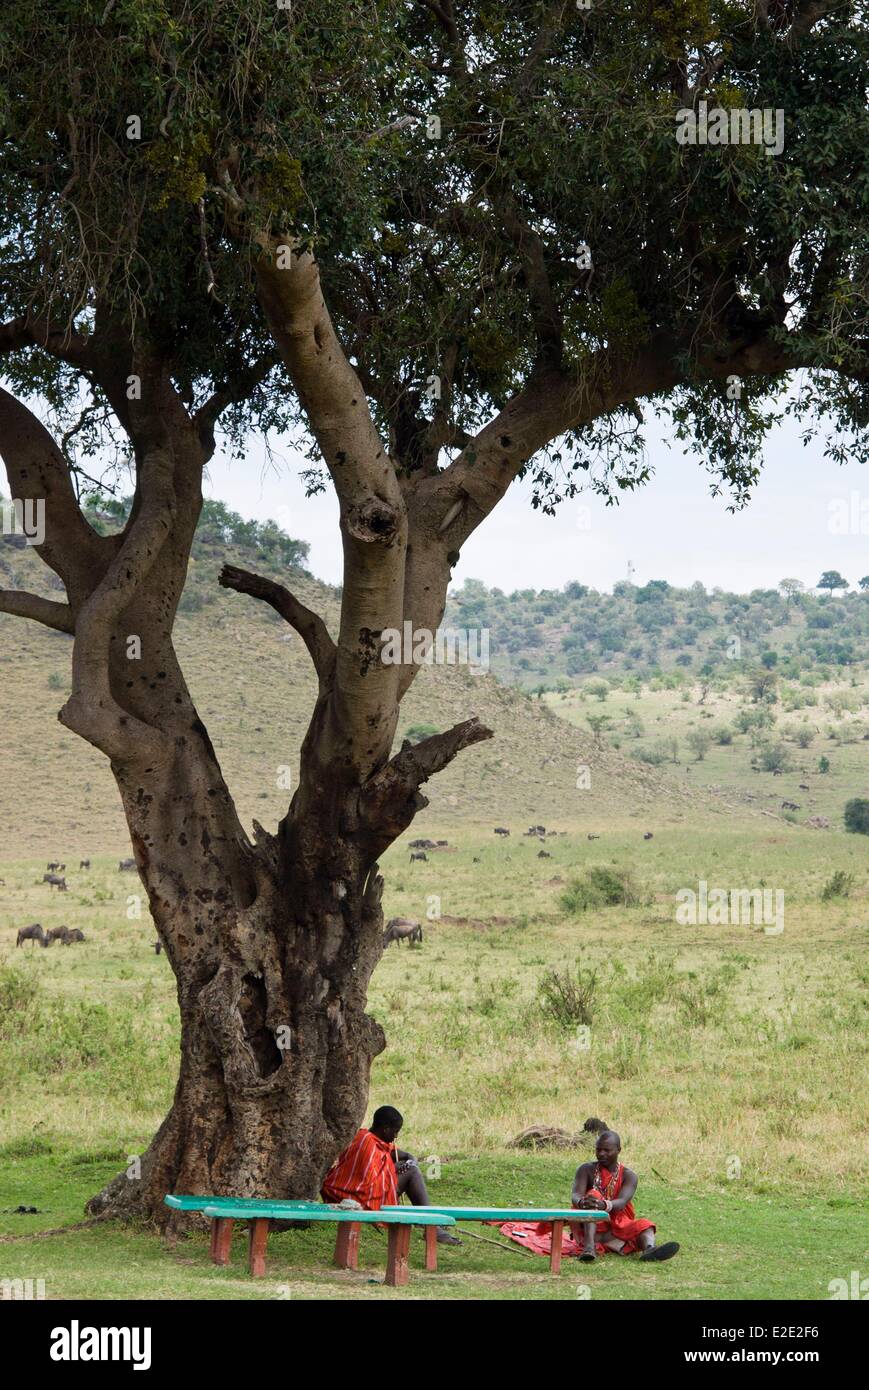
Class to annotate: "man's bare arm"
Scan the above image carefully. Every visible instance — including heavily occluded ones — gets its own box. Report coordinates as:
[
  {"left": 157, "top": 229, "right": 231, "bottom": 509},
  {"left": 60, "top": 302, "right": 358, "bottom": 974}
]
[{"left": 609, "top": 1166, "right": 639, "bottom": 1213}]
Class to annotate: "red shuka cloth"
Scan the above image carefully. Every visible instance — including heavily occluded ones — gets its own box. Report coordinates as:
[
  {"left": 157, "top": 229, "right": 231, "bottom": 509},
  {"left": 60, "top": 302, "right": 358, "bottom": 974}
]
[
  {"left": 499, "top": 1164, "right": 655, "bottom": 1257},
  {"left": 320, "top": 1128, "right": 398, "bottom": 1210}
]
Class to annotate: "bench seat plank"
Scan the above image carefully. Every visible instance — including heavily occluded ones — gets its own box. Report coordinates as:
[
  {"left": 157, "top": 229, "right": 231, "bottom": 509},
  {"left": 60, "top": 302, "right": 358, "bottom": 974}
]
[
  {"left": 382, "top": 1206, "right": 604, "bottom": 1222},
  {"left": 165, "top": 1195, "right": 323, "bottom": 1213},
  {"left": 201, "top": 1202, "right": 450, "bottom": 1224}
]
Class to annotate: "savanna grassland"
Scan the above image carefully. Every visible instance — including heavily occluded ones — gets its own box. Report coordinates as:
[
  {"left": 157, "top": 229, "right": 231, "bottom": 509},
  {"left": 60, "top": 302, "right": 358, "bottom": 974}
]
[{"left": 1, "top": 822, "right": 867, "bottom": 1300}]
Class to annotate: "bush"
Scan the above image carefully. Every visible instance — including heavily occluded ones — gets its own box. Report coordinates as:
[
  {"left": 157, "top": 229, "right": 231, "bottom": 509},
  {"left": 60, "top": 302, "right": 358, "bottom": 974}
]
[
  {"left": 751, "top": 741, "right": 791, "bottom": 773},
  {"left": 404, "top": 722, "right": 440, "bottom": 744},
  {"left": 843, "top": 798, "right": 869, "bottom": 835},
  {"left": 537, "top": 962, "right": 598, "bottom": 1030},
  {"left": 631, "top": 741, "right": 670, "bottom": 766},
  {"left": 821, "top": 870, "right": 855, "bottom": 900},
  {"left": 560, "top": 866, "right": 641, "bottom": 913},
  {"left": 710, "top": 725, "right": 733, "bottom": 745}
]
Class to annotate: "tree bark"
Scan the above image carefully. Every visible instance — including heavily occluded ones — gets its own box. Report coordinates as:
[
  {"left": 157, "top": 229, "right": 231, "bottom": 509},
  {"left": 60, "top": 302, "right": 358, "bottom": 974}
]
[{"left": 86, "top": 737, "right": 389, "bottom": 1226}]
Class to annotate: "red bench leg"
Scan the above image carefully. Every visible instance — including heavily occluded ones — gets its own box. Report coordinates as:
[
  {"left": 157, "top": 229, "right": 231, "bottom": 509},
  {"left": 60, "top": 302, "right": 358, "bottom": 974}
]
[
  {"left": 549, "top": 1220, "right": 564, "bottom": 1275},
  {"left": 385, "top": 1224, "right": 411, "bottom": 1287},
  {"left": 424, "top": 1225, "right": 438, "bottom": 1272},
  {"left": 248, "top": 1218, "right": 269, "bottom": 1278},
  {"left": 212, "top": 1218, "right": 234, "bottom": 1266},
  {"left": 334, "top": 1221, "right": 360, "bottom": 1270}
]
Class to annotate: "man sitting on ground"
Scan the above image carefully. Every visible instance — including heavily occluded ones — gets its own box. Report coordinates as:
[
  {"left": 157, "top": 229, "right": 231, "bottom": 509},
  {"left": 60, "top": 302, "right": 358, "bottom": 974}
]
[
  {"left": 321, "top": 1104, "right": 460, "bottom": 1245},
  {"left": 570, "top": 1128, "right": 679, "bottom": 1262}
]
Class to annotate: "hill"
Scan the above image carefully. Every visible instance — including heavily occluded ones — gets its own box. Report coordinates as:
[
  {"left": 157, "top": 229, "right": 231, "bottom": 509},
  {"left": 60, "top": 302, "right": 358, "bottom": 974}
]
[
  {"left": 0, "top": 502, "right": 716, "bottom": 857},
  {"left": 445, "top": 575, "right": 869, "bottom": 690}
]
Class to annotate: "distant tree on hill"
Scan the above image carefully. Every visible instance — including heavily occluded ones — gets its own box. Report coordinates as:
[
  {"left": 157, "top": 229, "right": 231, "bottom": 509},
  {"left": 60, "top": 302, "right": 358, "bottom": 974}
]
[
  {"left": 686, "top": 729, "right": 711, "bottom": 761},
  {"left": 818, "top": 570, "right": 848, "bottom": 597},
  {"left": 859, "top": 577, "right": 869, "bottom": 592},
  {"left": 780, "top": 578, "right": 805, "bottom": 604},
  {"left": 760, "top": 650, "right": 778, "bottom": 669}
]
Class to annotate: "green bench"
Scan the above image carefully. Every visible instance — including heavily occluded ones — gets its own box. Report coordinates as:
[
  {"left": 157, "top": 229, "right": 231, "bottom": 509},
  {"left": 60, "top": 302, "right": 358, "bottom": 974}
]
[
  {"left": 382, "top": 1205, "right": 606, "bottom": 1274},
  {"left": 164, "top": 1195, "right": 454, "bottom": 1287}
]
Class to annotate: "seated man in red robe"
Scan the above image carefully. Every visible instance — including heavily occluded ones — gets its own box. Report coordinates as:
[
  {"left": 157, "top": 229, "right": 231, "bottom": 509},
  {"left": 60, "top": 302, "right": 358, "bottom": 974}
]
[
  {"left": 321, "top": 1104, "right": 460, "bottom": 1245},
  {"left": 570, "top": 1129, "right": 679, "bottom": 1262}
]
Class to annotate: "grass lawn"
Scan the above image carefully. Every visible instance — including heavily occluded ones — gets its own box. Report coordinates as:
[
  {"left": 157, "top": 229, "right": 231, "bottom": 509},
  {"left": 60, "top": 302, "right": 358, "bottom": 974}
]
[{"left": 1, "top": 1151, "right": 863, "bottom": 1301}]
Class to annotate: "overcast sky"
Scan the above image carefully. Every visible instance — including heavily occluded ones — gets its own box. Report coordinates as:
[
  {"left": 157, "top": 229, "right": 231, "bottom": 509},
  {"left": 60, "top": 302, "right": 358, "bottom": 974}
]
[{"left": 205, "top": 409, "right": 869, "bottom": 597}]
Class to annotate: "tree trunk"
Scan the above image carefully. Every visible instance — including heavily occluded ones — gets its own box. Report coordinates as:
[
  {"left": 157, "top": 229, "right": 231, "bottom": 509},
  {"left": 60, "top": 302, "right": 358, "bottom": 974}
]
[{"left": 86, "top": 737, "right": 388, "bottom": 1227}]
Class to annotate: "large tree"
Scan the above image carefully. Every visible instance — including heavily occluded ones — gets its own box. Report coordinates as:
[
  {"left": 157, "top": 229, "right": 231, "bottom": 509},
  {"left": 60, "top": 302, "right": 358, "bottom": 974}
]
[{"left": 0, "top": 1, "right": 867, "bottom": 1223}]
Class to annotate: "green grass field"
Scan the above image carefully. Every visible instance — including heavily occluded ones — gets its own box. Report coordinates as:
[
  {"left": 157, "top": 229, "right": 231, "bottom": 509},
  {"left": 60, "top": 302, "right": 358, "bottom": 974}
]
[{"left": 2, "top": 822, "right": 867, "bottom": 1300}]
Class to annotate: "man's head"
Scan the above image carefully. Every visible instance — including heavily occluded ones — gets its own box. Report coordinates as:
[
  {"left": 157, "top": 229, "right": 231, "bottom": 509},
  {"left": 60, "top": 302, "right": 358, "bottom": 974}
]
[
  {"left": 595, "top": 1130, "right": 621, "bottom": 1169},
  {"left": 370, "top": 1105, "right": 403, "bottom": 1143}
]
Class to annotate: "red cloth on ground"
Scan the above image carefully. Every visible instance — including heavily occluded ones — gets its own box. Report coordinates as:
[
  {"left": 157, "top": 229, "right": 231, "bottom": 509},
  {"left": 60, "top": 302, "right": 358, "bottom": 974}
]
[
  {"left": 320, "top": 1128, "right": 398, "bottom": 1210},
  {"left": 499, "top": 1164, "right": 655, "bottom": 1257}
]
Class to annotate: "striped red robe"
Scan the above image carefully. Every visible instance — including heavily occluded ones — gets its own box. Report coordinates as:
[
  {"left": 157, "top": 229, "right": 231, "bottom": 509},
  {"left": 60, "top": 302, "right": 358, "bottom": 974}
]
[{"left": 320, "top": 1128, "right": 398, "bottom": 1210}]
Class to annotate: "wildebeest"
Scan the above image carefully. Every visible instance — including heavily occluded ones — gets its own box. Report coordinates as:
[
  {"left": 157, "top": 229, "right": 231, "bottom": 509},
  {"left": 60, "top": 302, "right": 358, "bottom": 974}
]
[
  {"left": 587, "top": 833, "right": 600, "bottom": 841},
  {"left": 43, "top": 874, "right": 67, "bottom": 890},
  {"left": 782, "top": 801, "right": 800, "bottom": 811},
  {"left": 118, "top": 858, "right": 136, "bottom": 872},
  {"left": 537, "top": 850, "right": 551, "bottom": 858},
  {"left": 410, "top": 851, "right": 427, "bottom": 863},
  {"left": 79, "top": 859, "right": 90, "bottom": 870},
  {"left": 382, "top": 917, "right": 423, "bottom": 947},
  {"left": 153, "top": 940, "right": 163, "bottom": 954},
  {"left": 47, "top": 861, "right": 59, "bottom": 871},
  {"left": 494, "top": 827, "right": 510, "bottom": 836},
  {"left": 45, "top": 925, "right": 84, "bottom": 944},
  {"left": 799, "top": 784, "right": 810, "bottom": 791},
  {"left": 17, "top": 923, "right": 49, "bottom": 948},
  {"left": 643, "top": 832, "right": 654, "bottom": 841}
]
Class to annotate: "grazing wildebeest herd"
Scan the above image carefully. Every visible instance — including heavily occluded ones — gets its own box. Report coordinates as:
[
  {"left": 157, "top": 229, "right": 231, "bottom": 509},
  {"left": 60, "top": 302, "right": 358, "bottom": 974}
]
[
  {"left": 6, "top": 856, "right": 148, "bottom": 954},
  {"left": 6, "top": 831, "right": 658, "bottom": 957}
]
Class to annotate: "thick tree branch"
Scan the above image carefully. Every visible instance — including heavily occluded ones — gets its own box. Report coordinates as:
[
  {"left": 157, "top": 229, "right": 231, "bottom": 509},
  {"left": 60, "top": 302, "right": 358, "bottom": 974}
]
[
  {"left": 359, "top": 716, "right": 492, "bottom": 844},
  {"left": 253, "top": 237, "right": 408, "bottom": 779},
  {"left": 789, "top": 1, "right": 834, "bottom": 42},
  {"left": 60, "top": 440, "right": 176, "bottom": 763},
  {"left": 218, "top": 563, "right": 336, "bottom": 686},
  {"left": 0, "top": 386, "right": 106, "bottom": 598},
  {"left": 0, "top": 588, "right": 74, "bottom": 633}
]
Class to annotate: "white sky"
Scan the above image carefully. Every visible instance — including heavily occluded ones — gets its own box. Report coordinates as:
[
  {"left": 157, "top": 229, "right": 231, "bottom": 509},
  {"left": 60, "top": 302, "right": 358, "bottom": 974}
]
[{"left": 205, "top": 410, "right": 869, "bottom": 596}]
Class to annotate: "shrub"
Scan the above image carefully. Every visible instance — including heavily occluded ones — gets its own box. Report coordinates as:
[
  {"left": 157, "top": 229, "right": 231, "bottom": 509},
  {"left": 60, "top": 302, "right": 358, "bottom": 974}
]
[
  {"left": 751, "top": 741, "right": 791, "bottom": 773},
  {"left": 560, "top": 866, "right": 641, "bottom": 913},
  {"left": 404, "top": 722, "right": 440, "bottom": 744},
  {"left": 710, "top": 725, "right": 733, "bottom": 744},
  {"left": 821, "top": 870, "right": 855, "bottom": 900},
  {"left": 537, "top": 962, "right": 598, "bottom": 1030},
  {"left": 844, "top": 798, "right": 869, "bottom": 835}
]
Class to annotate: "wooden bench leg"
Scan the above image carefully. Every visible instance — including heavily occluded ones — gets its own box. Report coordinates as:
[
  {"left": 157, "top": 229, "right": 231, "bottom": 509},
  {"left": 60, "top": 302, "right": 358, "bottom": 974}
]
[
  {"left": 424, "top": 1225, "right": 438, "bottom": 1272},
  {"left": 549, "top": 1220, "right": 564, "bottom": 1275},
  {"left": 248, "top": 1218, "right": 269, "bottom": 1278},
  {"left": 212, "top": 1218, "right": 234, "bottom": 1266},
  {"left": 333, "top": 1221, "right": 360, "bottom": 1270},
  {"left": 385, "top": 1224, "right": 411, "bottom": 1287}
]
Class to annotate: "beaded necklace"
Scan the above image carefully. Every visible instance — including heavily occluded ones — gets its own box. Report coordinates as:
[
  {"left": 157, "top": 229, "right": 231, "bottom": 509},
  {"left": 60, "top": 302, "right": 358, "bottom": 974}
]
[{"left": 594, "top": 1162, "right": 621, "bottom": 1200}]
